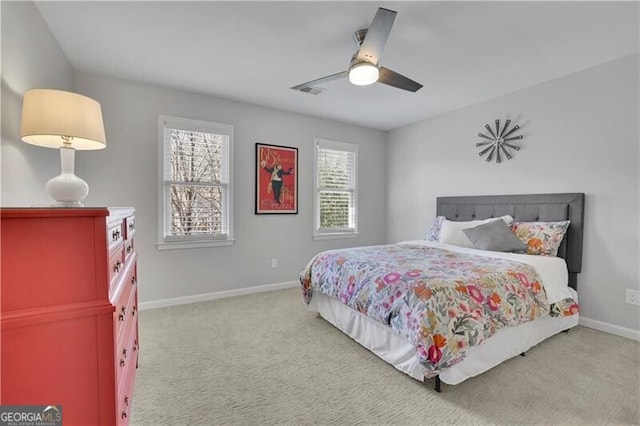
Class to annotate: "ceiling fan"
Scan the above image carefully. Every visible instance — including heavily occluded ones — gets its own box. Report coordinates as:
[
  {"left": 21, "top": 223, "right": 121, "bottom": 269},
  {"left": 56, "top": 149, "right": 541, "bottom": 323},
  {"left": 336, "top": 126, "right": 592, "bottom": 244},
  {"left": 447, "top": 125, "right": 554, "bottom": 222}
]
[{"left": 291, "top": 7, "right": 423, "bottom": 94}]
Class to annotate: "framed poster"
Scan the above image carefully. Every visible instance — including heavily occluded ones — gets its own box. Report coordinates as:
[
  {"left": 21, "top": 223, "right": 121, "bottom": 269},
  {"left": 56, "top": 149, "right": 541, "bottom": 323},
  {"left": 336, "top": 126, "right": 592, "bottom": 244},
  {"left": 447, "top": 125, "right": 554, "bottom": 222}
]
[{"left": 255, "top": 143, "right": 298, "bottom": 214}]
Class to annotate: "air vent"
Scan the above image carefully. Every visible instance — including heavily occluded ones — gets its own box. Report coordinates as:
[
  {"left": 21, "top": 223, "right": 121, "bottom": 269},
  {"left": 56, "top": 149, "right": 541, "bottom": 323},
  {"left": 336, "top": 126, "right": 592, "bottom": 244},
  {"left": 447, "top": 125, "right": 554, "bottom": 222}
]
[{"left": 293, "top": 86, "right": 325, "bottom": 95}]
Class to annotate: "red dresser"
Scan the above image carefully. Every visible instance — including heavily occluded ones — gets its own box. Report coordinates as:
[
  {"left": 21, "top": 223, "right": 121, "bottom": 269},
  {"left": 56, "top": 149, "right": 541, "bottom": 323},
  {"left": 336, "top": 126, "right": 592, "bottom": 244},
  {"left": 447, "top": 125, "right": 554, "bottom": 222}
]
[{"left": 1, "top": 207, "right": 138, "bottom": 425}]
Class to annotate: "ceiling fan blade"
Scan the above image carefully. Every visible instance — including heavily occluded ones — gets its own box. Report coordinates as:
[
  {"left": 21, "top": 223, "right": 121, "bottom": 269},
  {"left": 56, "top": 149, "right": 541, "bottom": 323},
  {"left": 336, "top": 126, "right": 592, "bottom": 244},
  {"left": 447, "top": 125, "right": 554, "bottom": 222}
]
[
  {"left": 290, "top": 71, "right": 348, "bottom": 92},
  {"left": 378, "top": 67, "right": 423, "bottom": 92},
  {"left": 355, "top": 8, "right": 396, "bottom": 65}
]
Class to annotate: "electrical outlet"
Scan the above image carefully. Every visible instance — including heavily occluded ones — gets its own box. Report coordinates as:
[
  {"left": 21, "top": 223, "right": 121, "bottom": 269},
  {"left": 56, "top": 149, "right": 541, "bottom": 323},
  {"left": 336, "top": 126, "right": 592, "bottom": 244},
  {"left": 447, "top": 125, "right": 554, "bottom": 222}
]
[
  {"left": 271, "top": 258, "right": 278, "bottom": 268},
  {"left": 626, "top": 289, "right": 640, "bottom": 306}
]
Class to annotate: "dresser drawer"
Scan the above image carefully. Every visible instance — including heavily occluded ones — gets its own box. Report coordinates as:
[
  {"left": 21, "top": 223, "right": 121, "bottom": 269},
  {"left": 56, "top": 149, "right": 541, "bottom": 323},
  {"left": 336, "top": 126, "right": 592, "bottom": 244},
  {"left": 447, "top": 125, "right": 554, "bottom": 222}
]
[
  {"left": 124, "top": 238, "right": 135, "bottom": 262},
  {"left": 124, "top": 215, "right": 136, "bottom": 240},
  {"left": 117, "top": 352, "right": 136, "bottom": 426},
  {"left": 116, "top": 327, "right": 138, "bottom": 426},
  {"left": 108, "top": 245, "right": 125, "bottom": 295},
  {"left": 115, "top": 310, "right": 137, "bottom": 401},
  {"left": 107, "top": 221, "right": 124, "bottom": 251},
  {"left": 114, "top": 261, "right": 137, "bottom": 341}
]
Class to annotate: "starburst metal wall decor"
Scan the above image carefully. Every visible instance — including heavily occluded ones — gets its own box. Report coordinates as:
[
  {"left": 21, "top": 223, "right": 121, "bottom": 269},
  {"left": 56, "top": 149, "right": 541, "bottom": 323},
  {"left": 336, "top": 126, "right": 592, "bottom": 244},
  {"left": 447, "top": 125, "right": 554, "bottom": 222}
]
[{"left": 476, "top": 119, "right": 523, "bottom": 163}]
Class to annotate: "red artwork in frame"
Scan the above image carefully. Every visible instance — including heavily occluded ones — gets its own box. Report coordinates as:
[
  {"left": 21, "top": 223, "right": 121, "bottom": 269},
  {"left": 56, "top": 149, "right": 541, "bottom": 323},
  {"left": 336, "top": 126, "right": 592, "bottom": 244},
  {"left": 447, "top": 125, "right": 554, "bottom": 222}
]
[{"left": 255, "top": 143, "right": 298, "bottom": 214}]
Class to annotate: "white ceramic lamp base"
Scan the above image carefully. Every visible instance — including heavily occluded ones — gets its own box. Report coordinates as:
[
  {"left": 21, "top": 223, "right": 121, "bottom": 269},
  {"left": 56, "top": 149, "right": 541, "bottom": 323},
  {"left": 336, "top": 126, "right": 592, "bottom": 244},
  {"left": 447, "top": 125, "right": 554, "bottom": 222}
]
[{"left": 46, "top": 146, "right": 89, "bottom": 207}]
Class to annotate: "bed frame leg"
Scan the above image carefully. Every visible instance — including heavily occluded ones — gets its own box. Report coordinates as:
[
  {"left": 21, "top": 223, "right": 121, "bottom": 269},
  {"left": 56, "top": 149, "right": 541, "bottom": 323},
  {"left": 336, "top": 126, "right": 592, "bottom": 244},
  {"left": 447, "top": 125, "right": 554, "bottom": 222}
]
[
  {"left": 562, "top": 329, "right": 570, "bottom": 333},
  {"left": 520, "top": 352, "right": 526, "bottom": 357},
  {"left": 434, "top": 375, "right": 442, "bottom": 393}
]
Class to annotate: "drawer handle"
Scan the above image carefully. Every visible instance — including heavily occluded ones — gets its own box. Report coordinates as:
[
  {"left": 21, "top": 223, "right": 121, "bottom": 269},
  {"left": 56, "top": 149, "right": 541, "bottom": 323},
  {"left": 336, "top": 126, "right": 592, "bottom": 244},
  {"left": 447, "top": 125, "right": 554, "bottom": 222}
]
[
  {"left": 126, "top": 244, "right": 133, "bottom": 254},
  {"left": 122, "top": 348, "right": 127, "bottom": 358},
  {"left": 124, "top": 396, "right": 129, "bottom": 407},
  {"left": 129, "top": 222, "right": 135, "bottom": 231},
  {"left": 121, "top": 411, "right": 127, "bottom": 420},
  {"left": 120, "top": 359, "right": 126, "bottom": 367},
  {"left": 112, "top": 229, "right": 121, "bottom": 241},
  {"left": 131, "top": 276, "right": 137, "bottom": 286},
  {"left": 131, "top": 306, "right": 137, "bottom": 317},
  {"left": 133, "top": 340, "right": 138, "bottom": 351},
  {"left": 113, "top": 261, "right": 122, "bottom": 273},
  {"left": 118, "top": 306, "right": 126, "bottom": 321}
]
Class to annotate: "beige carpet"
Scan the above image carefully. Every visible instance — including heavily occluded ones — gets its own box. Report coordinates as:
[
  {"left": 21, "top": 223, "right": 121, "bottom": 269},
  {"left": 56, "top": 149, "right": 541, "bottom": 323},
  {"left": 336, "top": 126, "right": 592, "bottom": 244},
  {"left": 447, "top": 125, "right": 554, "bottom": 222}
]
[{"left": 131, "top": 288, "right": 640, "bottom": 425}]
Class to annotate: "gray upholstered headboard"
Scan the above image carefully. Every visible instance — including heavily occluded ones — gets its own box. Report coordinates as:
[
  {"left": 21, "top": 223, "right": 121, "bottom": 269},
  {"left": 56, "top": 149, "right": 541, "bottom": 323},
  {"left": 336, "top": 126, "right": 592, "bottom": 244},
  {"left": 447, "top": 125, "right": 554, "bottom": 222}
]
[{"left": 436, "top": 193, "right": 585, "bottom": 289}]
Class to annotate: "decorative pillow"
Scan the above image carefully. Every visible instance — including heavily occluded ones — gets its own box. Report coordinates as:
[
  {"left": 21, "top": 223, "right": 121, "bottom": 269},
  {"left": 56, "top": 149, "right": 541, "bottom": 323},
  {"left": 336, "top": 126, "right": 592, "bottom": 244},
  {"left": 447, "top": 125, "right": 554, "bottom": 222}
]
[
  {"left": 425, "top": 216, "right": 445, "bottom": 241},
  {"left": 438, "top": 215, "right": 514, "bottom": 248},
  {"left": 462, "top": 219, "right": 528, "bottom": 253},
  {"left": 510, "top": 220, "right": 570, "bottom": 256}
]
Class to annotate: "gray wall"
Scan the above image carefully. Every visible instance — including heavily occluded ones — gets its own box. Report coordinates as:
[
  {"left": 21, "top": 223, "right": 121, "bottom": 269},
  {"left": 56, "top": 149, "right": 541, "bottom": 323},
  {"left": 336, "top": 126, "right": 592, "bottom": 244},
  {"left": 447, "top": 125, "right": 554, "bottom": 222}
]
[
  {"left": 72, "top": 72, "right": 387, "bottom": 303},
  {"left": 387, "top": 54, "right": 640, "bottom": 333},
  {"left": 1, "top": 1, "right": 74, "bottom": 205},
  {"left": 1, "top": 2, "right": 388, "bottom": 304}
]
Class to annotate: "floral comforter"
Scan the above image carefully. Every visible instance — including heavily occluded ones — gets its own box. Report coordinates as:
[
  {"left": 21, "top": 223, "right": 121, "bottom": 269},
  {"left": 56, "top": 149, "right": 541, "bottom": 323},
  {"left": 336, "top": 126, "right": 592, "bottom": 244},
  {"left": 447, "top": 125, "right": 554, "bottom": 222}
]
[{"left": 300, "top": 243, "right": 579, "bottom": 378}]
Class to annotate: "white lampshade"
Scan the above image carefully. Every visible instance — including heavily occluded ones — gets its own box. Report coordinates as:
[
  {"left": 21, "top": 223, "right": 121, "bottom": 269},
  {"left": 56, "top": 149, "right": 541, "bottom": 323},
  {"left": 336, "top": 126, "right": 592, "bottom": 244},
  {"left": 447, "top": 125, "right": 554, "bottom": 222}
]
[
  {"left": 20, "top": 89, "right": 107, "bottom": 207},
  {"left": 21, "top": 89, "right": 106, "bottom": 150},
  {"left": 348, "top": 63, "right": 379, "bottom": 86}
]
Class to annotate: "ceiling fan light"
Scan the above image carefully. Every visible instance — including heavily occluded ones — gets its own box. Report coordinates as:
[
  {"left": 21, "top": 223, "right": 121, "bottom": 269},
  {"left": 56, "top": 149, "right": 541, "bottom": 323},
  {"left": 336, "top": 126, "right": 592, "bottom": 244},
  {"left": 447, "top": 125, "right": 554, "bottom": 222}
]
[{"left": 348, "top": 63, "right": 379, "bottom": 86}]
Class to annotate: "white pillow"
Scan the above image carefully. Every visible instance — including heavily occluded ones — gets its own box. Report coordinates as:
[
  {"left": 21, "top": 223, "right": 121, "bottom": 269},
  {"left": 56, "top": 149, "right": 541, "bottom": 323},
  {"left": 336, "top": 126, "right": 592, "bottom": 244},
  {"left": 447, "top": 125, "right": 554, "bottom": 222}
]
[{"left": 438, "top": 215, "right": 514, "bottom": 248}]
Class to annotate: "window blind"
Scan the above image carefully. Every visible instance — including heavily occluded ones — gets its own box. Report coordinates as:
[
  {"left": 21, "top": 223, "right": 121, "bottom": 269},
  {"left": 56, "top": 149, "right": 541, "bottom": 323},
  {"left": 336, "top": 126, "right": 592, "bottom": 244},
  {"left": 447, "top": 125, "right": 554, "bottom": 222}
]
[
  {"left": 315, "top": 139, "right": 357, "bottom": 233},
  {"left": 168, "top": 129, "right": 229, "bottom": 184},
  {"left": 160, "top": 116, "right": 233, "bottom": 243}
]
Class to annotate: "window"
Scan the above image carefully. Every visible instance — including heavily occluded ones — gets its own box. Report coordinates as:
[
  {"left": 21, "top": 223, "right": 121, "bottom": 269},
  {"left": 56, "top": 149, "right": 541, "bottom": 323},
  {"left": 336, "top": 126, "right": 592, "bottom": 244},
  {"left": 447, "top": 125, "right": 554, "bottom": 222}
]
[
  {"left": 314, "top": 138, "right": 358, "bottom": 238},
  {"left": 158, "top": 115, "right": 234, "bottom": 249}
]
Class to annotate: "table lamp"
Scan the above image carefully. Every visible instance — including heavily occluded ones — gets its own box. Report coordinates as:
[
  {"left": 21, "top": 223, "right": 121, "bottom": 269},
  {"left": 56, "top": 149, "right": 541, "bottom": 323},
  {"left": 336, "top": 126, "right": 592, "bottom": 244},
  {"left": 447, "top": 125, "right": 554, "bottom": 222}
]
[{"left": 20, "top": 89, "right": 106, "bottom": 207}]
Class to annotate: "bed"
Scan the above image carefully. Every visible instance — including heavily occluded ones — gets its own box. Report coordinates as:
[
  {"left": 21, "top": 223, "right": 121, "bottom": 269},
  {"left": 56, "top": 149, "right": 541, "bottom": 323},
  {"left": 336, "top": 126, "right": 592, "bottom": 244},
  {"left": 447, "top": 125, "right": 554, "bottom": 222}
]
[{"left": 300, "top": 193, "right": 585, "bottom": 391}]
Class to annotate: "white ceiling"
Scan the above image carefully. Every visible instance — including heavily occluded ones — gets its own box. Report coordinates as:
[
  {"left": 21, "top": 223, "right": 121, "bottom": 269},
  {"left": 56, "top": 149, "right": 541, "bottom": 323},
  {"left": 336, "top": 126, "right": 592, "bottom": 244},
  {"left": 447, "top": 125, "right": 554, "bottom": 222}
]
[{"left": 35, "top": 1, "right": 639, "bottom": 131}]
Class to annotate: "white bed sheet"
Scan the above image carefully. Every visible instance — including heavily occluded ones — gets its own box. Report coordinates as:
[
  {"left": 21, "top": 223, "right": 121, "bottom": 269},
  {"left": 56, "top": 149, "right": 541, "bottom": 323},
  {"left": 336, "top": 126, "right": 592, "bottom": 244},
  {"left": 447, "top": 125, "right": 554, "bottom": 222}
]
[
  {"left": 400, "top": 240, "right": 572, "bottom": 305},
  {"left": 307, "top": 242, "right": 579, "bottom": 385}
]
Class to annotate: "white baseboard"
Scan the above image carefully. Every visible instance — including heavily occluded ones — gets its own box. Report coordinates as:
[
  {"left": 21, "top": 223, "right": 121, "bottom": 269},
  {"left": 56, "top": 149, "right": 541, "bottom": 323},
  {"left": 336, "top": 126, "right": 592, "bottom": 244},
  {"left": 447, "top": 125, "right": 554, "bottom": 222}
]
[
  {"left": 138, "top": 280, "right": 299, "bottom": 311},
  {"left": 579, "top": 316, "right": 640, "bottom": 341}
]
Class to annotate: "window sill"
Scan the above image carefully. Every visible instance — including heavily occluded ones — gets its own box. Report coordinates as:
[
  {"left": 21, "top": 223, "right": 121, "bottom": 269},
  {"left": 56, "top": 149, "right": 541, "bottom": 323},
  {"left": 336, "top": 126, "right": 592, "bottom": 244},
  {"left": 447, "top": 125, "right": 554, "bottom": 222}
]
[
  {"left": 157, "top": 238, "right": 235, "bottom": 250},
  {"left": 313, "top": 232, "right": 359, "bottom": 240}
]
